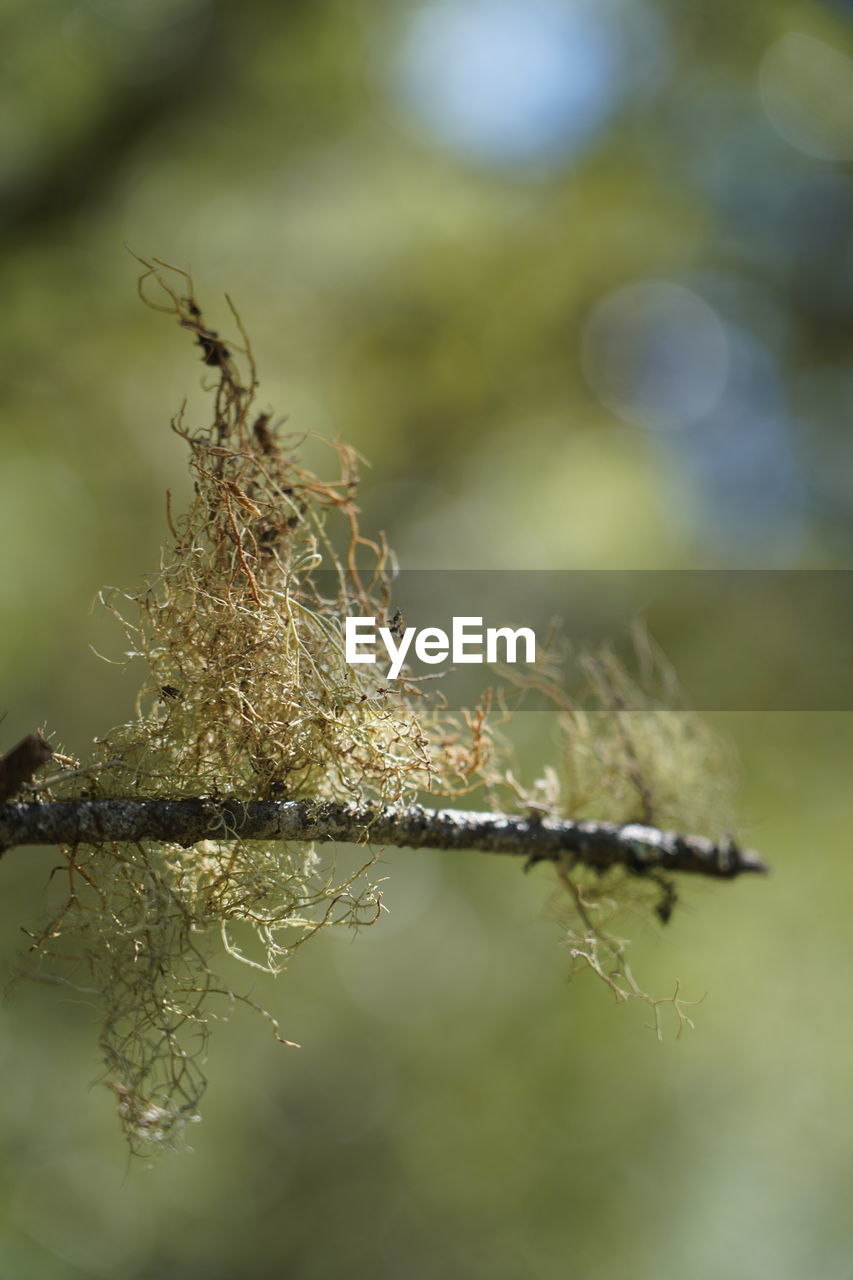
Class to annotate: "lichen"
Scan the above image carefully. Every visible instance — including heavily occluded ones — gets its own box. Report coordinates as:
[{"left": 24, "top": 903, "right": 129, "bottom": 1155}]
[
  {"left": 25, "top": 261, "right": 737, "bottom": 1153},
  {"left": 32, "top": 260, "right": 491, "bottom": 1155}
]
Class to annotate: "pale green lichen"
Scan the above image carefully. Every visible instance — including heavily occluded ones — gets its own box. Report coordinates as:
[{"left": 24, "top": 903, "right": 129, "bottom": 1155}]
[
  {"left": 26, "top": 262, "right": 737, "bottom": 1153},
  {"left": 32, "top": 261, "right": 491, "bottom": 1155},
  {"left": 491, "top": 631, "right": 737, "bottom": 1036}
]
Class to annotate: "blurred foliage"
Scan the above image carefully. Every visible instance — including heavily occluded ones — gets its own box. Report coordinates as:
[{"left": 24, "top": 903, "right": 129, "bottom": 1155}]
[{"left": 1, "top": 0, "right": 852, "bottom": 1275}]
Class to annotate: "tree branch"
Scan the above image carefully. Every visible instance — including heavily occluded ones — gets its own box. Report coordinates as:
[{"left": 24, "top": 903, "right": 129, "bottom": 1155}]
[{"left": 0, "top": 798, "right": 767, "bottom": 879}]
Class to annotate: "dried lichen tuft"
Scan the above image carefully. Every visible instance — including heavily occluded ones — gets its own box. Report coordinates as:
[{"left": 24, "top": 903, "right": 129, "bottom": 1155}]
[
  {"left": 32, "top": 261, "right": 490, "bottom": 1155},
  {"left": 24, "top": 263, "right": 740, "bottom": 1152},
  {"left": 494, "top": 632, "right": 738, "bottom": 1036}
]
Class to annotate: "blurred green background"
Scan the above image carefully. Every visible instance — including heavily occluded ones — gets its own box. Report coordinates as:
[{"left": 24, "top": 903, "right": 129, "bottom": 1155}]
[{"left": 2, "top": 0, "right": 853, "bottom": 1275}]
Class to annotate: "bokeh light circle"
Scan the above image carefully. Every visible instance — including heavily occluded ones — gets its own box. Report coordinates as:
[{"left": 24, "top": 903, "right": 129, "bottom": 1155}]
[
  {"left": 390, "top": 0, "right": 668, "bottom": 168},
  {"left": 758, "top": 32, "right": 853, "bottom": 162},
  {"left": 581, "top": 281, "right": 730, "bottom": 431}
]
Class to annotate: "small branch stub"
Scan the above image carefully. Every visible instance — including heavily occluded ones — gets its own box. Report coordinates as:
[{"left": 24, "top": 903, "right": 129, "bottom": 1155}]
[{"left": 0, "top": 735, "right": 53, "bottom": 802}]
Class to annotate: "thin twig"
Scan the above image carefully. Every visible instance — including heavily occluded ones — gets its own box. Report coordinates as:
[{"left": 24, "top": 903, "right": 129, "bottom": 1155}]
[{"left": 0, "top": 798, "right": 768, "bottom": 879}]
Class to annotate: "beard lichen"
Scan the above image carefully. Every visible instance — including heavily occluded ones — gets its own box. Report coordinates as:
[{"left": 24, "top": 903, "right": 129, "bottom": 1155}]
[
  {"left": 31, "top": 260, "right": 494, "bottom": 1156},
  {"left": 25, "top": 261, "right": 740, "bottom": 1154},
  {"left": 502, "top": 635, "right": 737, "bottom": 1037}
]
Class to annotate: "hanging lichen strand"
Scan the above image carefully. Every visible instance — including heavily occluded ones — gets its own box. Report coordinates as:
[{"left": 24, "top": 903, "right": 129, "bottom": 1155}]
[
  {"left": 24, "top": 262, "right": 744, "bottom": 1156},
  {"left": 27, "top": 261, "right": 495, "bottom": 1155}
]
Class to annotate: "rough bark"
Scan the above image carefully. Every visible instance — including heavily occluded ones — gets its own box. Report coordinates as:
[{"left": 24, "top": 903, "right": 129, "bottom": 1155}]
[{"left": 0, "top": 797, "right": 768, "bottom": 879}]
